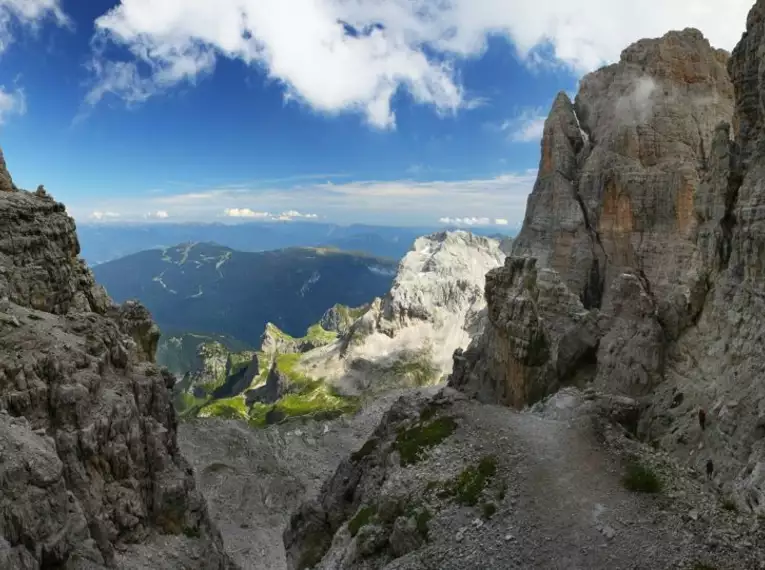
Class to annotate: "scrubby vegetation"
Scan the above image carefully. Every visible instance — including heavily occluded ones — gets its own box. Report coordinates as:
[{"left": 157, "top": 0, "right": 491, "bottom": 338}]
[
  {"left": 197, "top": 396, "right": 248, "bottom": 420},
  {"left": 348, "top": 506, "right": 377, "bottom": 537},
  {"left": 426, "top": 455, "right": 500, "bottom": 508},
  {"left": 391, "top": 354, "right": 440, "bottom": 387},
  {"left": 452, "top": 456, "right": 498, "bottom": 506},
  {"left": 622, "top": 460, "right": 662, "bottom": 493},
  {"left": 395, "top": 416, "right": 458, "bottom": 466}
]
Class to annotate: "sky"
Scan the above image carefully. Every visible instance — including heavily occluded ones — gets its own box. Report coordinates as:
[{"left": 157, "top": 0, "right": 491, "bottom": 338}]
[{"left": 0, "top": 0, "right": 754, "bottom": 228}]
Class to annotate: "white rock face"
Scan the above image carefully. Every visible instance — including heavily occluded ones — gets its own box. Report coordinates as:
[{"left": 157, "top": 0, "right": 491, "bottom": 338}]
[{"left": 299, "top": 231, "right": 505, "bottom": 390}]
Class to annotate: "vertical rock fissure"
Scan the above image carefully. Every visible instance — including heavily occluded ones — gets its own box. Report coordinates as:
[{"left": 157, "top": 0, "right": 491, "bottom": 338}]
[
  {"left": 719, "top": 151, "right": 744, "bottom": 270},
  {"left": 573, "top": 183, "right": 608, "bottom": 310}
]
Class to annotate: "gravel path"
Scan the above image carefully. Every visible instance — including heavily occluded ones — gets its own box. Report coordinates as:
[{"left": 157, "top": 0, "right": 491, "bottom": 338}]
[{"left": 383, "top": 397, "right": 763, "bottom": 570}]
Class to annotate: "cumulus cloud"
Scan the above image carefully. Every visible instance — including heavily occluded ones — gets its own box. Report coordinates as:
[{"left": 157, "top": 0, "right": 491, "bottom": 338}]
[
  {"left": 439, "top": 216, "right": 502, "bottom": 226},
  {"left": 145, "top": 210, "right": 169, "bottom": 219},
  {"left": 89, "top": 211, "right": 121, "bottom": 220},
  {"left": 84, "top": 0, "right": 751, "bottom": 128},
  {"left": 71, "top": 170, "right": 538, "bottom": 227},
  {"left": 224, "top": 208, "right": 319, "bottom": 221},
  {"left": 0, "top": 85, "right": 25, "bottom": 124},
  {"left": 495, "top": 218, "right": 509, "bottom": 225},
  {"left": 0, "top": 0, "right": 69, "bottom": 55},
  {"left": 224, "top": 208, "right": 272, "bottom": 219}
]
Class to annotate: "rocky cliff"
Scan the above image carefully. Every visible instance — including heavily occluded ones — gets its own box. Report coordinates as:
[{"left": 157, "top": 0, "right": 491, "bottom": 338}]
[
  {"left": 298, "top": 231, "right": 505, "bottom": 394},
  {"left": 0, "top": 151, "right": 233, "bottom": 569},
  {"left": 450, "top": 5, "right": 765, "bottom": 514}
]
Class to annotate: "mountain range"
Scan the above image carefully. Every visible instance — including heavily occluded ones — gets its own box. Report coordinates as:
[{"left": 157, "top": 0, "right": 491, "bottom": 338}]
[
  {"left": 78, "top": 221, "right": 514, "bottom": 265},
  {"left": 92, "top": 242, "right": 397, "bottom": 347}
]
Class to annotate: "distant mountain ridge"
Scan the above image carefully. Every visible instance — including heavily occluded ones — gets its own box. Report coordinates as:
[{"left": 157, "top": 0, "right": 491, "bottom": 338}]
[
  {"left": 92, "top": 241, "right": 397, "bottom": 346},
  {"left": 78, "top": 221, "right": 515, "bottom": 265}
]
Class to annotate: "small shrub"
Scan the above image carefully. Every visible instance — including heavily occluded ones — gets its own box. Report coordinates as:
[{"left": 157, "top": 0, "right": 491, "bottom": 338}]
[
  {"left": 481, "top": 502, "right": 497, "bottom": 520},
  {"left": 622, "top": 461, "right": 662, "bottom": 493},
  {"left": 348, "top": 506, "right": 376, "bottom": 537},
  {"left": 414, "top": 507, "right": 431, "bottom": 539},
  {"left": 721, "top": 498, "right": 738, "bottom": 512},
  {"left": 395, "top": 416, "right": 457, "bottom": 466},
  {"left": 452, "top": 455, "right": 498, "bottom": 506},
  {"left": 182, "top": 525, "right": 201, "bottom": 538}
]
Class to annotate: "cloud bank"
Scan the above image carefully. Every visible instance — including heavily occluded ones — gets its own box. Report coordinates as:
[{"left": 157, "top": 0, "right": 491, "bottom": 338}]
[
  {"left": 224, "top": 208, "right": 318, "bottom": 221},
  {"left": 69, "top": 170, "right": 538, "bottom": 227},
  {"left": 84, "top": 0, "right": 751, "bottom": 128}
]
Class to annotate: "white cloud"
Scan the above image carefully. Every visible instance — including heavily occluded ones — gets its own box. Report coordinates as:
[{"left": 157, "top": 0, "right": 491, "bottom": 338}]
[
  {"left": 84, "top": 0, "right": 751, "bottom": 127},
  {"left": 0, "top": 0, "right": 69, "bottom": 55},
  {"left": 224, "top": 208, "right": 271, "bottom": 219},
  {"left": 439, "top": 216, "right": 492, "bottom": 226},
  {"left": 495, "top": 218, "right": 509, "bottom": 225},
  {"left": 89, "top": 210, "right": 121, "bottom": 220},
  {"left": 223, "top": 208, "right": 319, "bottom": 221},
  {"left": 145, "top": 210, "right": 169, "bottom": 219},
  {"left": 71, "top": 170, "right": 537, "bottom": 227},
  {"left": 0, "top": 85, "right": 25, "bottom": 124}
]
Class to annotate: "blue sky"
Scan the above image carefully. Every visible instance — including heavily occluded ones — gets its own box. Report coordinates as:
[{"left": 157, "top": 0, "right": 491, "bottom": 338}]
[{"left": 0, "top": 0, "right": 751, "bottom": 228}]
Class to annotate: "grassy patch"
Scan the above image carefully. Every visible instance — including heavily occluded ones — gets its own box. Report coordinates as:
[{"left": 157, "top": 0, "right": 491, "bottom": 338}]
[
  {"left": 391, "top": 356, "right": 440, "bottom": 387},
  {"left": 452, "top": 456, "right": 498, "bottom": 506},
  {"left": 198, "top": 396, "right": 248, "bottom": 420},
  {"left": 305, "top": 324, "right": 338, "bottom": 345},
  {"left": 275, "top": 383, "right": 359, "bottom": 419},
  {"left": 395, "top": 416, "right": 457, "bottom": 466},
  {"left": 348, "top": 506, "right": 376, "bottom": 537},
  {"left": 246, "top": 383, "right": 360, "bottom": 428},
  {"left": 622, "top": 461, "right": 662, "bottom": 493}
]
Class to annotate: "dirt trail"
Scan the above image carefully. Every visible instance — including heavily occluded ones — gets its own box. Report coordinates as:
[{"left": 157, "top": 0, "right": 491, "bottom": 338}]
[{"left": 380, "top": 396, "right": 762, "bottom": 570}]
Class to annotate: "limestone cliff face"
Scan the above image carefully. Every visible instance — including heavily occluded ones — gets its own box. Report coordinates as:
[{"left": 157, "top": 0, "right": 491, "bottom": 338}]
[
  {"left": 298, "top": 231, "right": 505, "bottom": 392},
  {"left": 514, "top": 28, "right": 733, "bottom": 311},
  {"left": 0, "top": 149, "right": 233, "bottom": 569},
  {"left": 451, "top": 3, "right": 765, "bottom": 514},
  {"left": 451, "top": 28, "right": 735, "bottom": 404}
]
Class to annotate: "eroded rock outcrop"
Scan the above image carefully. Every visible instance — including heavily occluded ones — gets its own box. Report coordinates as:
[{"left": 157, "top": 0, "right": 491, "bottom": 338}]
[
  {"left": 451, "top": 27, "right": 735, "bottom": 405},
  {"left": 451, "top": 2, "right": 765, "bottom": 517},
  {"left": 299, "top": 231, "right": 505, "bottom": 393},
  {"left": 0, "top": 155, "right": 233, "bottom": 569}
]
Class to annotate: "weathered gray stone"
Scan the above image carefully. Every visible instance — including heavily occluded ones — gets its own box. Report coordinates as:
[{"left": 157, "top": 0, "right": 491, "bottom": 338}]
[{"left": 0, "top": 158, "right": 234, "bottom": 568}]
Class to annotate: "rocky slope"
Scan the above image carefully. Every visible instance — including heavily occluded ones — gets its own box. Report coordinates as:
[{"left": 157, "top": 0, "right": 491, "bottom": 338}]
[
  {"left": 450, "top": 3, "right": 765, "bottom": 521},
  {"left": 298, "top": 231, "right": 505, "bottom": 394},
  {"left": 169, "top": 231, "right": 503, "bottom": 427},
  {"left": 280, "top": 9, "right": 765, "bottom": 569},
  {"left": 284, "top": 388, "right": 765, "bottom": 570},
  {"left": 0, "top": 152, "right": 233, "bottom": 569}
]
